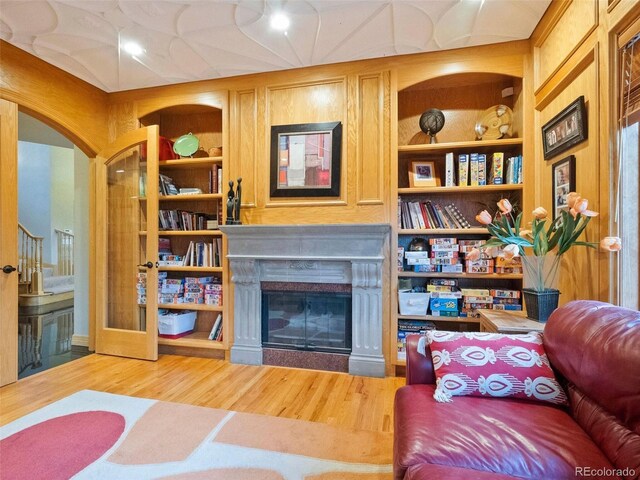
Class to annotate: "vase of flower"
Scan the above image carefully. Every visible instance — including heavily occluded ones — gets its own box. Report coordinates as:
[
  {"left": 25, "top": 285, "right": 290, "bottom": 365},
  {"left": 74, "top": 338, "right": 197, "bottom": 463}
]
[{"left": 471, "top": 195, "right": 621, "bottom": 324}]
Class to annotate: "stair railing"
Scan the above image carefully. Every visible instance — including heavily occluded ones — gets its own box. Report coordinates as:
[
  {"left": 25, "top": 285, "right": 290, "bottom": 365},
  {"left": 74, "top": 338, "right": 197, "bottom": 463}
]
[
  {"left": 54, "top": 229, "right": 74, "bottom": 276},
  {"left": 18, "top": 223, "right": 45, "bottom": 295}
]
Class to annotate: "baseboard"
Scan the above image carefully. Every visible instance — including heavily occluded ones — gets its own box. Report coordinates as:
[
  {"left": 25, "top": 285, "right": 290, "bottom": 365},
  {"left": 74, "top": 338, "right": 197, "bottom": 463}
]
[{"left": 72, "top": 334, "right": 89, "bottom": 347}]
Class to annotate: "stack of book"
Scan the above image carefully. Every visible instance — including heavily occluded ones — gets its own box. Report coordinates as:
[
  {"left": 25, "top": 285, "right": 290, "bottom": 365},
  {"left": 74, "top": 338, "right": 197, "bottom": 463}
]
[
  {"left": 459, "top": 288, "right": 523, "bottom": 317},
  {"left": 495, "top": 254, "right": 523, "bottom": 273},
  {"left": 397, "top": 320, "right": 436, "bottom": 360},
  {"left": 158, "top": 238, "right": 184, "bottom": 266},
  {"left": 399, "top": 200, "right": 471, "bottom": 230},
  {"left": 405, "top": 238, "right": 462, "bottom": 273},
  {"left": 157, "top": 276, "right": 222, "bottom": 305},
  {"left": 428, "top": 279, "right": 461, "bottom": 317}
]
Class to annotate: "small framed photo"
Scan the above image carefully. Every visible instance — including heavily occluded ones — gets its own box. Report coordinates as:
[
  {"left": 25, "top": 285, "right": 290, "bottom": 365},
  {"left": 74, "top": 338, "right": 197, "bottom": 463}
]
[
  {"left": 552, "top": 155, "right": 576, "bottom": 220},
  {"left": 409, "top": 161, "right": 439, "bottom": 187},
  {"left": 542, "top": 96, "right": 587, "bottom": 160}
]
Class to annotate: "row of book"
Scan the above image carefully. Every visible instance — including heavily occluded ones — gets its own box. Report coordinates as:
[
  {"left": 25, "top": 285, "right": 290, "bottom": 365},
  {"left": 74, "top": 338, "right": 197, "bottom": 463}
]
[
  {"left": 443, "top": 152, "right": 523, "bottom": 187},
  {"left": 427, "top": 279, "right": 522, "bottom": 318},
  {"left": 208, "top": 165, "right": 223, "bottom": 195},
  {"left": 399, "top": 200, "right": 471, "bottom": 230},
  {"left": 136, "top": 273, "right": 223, "bottom": 306},
  {"left": 398, "top": 238, "right": 523, "bottom": 274},
  {"left": 159, "top": 168, "right": 222, "bottom": 196},
  {"left": 159, "top": 209, "right": 218, "bottom": 231},
  {"left": 159, "top": 238, "right": 223, "bottom": 268}
]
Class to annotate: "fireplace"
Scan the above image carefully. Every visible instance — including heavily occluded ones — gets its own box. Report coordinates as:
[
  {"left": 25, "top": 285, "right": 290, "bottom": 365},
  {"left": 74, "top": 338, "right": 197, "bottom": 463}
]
[
  {"left": 219, "top": 224, "right": 390, "bottom": 377},
  {"left": 262, "top": 286, "right": 352, "bottom": 354}
]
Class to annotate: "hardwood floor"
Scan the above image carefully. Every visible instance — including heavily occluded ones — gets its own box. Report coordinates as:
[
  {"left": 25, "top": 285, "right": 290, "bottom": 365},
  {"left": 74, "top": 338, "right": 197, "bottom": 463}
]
[{"left": 0, "top": 354, "right": 406, "bottom": 432}]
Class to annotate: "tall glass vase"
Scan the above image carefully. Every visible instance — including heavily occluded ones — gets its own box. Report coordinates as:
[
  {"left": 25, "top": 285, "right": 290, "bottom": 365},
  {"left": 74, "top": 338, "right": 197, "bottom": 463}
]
[{"left": 521, "top": 253, "right": 561, "bottom": 322}]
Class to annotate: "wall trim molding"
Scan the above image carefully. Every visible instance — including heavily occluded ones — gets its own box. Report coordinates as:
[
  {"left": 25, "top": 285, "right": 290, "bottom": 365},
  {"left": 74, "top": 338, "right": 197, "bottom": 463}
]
[{"left": 72, "top": 334, "right": 89, "bottom": 347}]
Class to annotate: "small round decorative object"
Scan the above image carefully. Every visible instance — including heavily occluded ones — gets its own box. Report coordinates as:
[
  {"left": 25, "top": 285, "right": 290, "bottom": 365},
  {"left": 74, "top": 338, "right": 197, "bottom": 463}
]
[
  {"left": 408, "top": 237, "right": 428, "bottom": 252},
  {"left": 419, "top": 109, "right": 445, "bottom": 143},
  {"left": 475, "top": 105, "right": 513, "bottom": 140},
  {"left": 173, "top": 133, "right": 199, "bottom": 157}
]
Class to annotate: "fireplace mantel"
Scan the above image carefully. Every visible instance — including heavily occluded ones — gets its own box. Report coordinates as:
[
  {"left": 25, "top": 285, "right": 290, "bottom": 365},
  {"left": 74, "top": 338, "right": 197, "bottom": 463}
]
[{"left": 220, "top": 224, "right": 390, "bottom": 377}]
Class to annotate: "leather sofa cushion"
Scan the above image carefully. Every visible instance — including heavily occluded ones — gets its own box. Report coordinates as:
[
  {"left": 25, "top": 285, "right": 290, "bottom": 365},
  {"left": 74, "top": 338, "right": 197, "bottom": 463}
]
[
  {"left": 544, "top": 301, "right": 640, "bottom": 431},
  {"left": 394, "top": 384, "right": 614, "bottom": 480},
  {"left": 405, "top": 463, "right": 520, "bottom": 479}
]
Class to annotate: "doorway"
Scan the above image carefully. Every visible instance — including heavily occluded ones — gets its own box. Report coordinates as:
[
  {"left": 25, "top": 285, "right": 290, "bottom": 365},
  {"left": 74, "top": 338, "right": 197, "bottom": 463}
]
[{"left": 16, "top": 112, "right": 90, "bottom": 379}]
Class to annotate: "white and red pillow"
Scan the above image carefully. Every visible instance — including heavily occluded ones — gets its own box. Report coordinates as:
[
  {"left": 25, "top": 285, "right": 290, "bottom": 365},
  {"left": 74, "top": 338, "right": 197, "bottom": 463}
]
[{"left": 423, "top": 331, "right": 567, "bottom": 405}]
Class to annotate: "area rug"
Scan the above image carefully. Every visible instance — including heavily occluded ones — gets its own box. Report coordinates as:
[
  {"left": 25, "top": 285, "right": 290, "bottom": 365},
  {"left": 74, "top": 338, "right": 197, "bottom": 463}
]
[{"left": 0, "top": 390, "right": 393, "bottom": 480}]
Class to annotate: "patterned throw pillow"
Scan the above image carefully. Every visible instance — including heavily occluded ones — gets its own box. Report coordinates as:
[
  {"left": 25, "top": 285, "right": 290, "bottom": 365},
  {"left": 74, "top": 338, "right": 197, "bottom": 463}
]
[{"left": 423, "top": 331, "right": 568, "bottom": 405}]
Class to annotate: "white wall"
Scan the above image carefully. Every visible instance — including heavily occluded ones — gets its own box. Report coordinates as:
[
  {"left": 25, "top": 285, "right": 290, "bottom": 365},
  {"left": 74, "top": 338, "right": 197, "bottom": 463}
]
[
  {"left": 18, "top": 142, "right": 53, "bottom": 263},
  {"left": 73, "top": 147, "right": 90, "bottom": 338},
  {"left": 50, "top": 147, "right": 75, "bottom": 264}
]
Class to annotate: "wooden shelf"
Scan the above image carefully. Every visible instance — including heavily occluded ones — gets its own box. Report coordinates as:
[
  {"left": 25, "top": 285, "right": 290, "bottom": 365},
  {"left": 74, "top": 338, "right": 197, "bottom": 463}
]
[
  {"left": 158, "top": 157, "right": 222, "bottom": 169},
  {"left": 158, "top": 194, "right": 223, "bottom": 201},
  {"left": 157, "top": 304, "right": 223, "bottom": 312},
  {"left": 158, "top": 266, "right": 223, "bottom": 272},
  {"left": 399, "top": 228, "right": 487, "bottom": 235},
  {"left": 158, "top": 331, "right": 225, "bottom": 350},
  {"left": 398, "top": 272, "right": 523, "bottom": 279},
  {"left": 397, "top": 314, "right": 481, "bottom": 324},
  {"left": 398, "top": 184, "right": 523, "bottom": 195},
  {"left": 398, "top": 138, "right": 523, "bottom": 155},
  {"left": 140, "top": 230, "right": 222, "bottom": 236}
]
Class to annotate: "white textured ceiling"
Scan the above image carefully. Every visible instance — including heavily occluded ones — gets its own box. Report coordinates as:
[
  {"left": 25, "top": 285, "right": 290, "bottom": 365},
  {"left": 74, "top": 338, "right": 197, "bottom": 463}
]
[{"left": 0, "top": 0, "right": 550, "bottom": 93}]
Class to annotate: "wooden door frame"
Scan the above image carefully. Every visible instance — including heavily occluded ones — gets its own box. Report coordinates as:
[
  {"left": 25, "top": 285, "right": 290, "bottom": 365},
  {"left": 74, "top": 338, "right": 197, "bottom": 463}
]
[
  {"left": 94, "top": 126, "right": 159, "bottom": 360},
  {"left": 0, "top": 99, "right": 19, "bottom": 386}
]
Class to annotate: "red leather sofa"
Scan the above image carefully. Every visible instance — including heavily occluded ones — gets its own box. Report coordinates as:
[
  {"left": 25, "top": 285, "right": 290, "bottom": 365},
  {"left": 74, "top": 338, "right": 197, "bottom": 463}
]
[{"left": 393, "top": 301, "right": 640, "bottom": 479}]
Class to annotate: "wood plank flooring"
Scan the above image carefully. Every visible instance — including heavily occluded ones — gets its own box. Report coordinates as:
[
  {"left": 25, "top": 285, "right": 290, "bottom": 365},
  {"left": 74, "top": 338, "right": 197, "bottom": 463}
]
[{"left": 0, "top": 354, "right": 406, "bottom": 432}]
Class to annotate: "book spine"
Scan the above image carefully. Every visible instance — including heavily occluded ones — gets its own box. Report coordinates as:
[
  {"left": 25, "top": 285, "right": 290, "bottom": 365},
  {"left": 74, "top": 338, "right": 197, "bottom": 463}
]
[
  {"left": 470, "top": 153, "right": 479, "bottom": 186},
  {"left": 419, "top": 203, "right": 431, "bottom": 229},
  {"left": 445, "top": 152, "right": 455, "bottom": 187},
  {"left": 425, "top": 201, "right": 442, "bottom": 228},
  {"left": 412, "top": 202, "right": 426, "bottom": 229},
  {"left": 458, "top": 154, "right": 469, "bottom": 186},
  {"left": 434, "top": 203, "right": 453, "bottom": 229},
  {"left": 478, "top": 154, "right": 486, "bottom": 186},
  {"left": 491, "top": 153, "right": 504, "bottom": 185}
]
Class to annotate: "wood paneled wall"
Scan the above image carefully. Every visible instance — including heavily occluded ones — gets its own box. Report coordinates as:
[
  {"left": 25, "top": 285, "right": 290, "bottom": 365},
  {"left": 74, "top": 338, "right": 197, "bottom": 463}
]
[
  {"left": 532, "top": 0, "right": 640, "bottom": 304},
  {"left": 0, "top": 41, "right": 108, "bottom": 156}
]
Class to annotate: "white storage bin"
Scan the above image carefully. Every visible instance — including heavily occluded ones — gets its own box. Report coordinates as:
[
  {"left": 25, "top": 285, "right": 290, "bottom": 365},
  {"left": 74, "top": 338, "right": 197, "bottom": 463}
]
[
  {"left": 398, "top": 291, "right": 431, "bottom": 316},
  {"left": 158, "top": 310, "right": 197, "bottom": 336}
]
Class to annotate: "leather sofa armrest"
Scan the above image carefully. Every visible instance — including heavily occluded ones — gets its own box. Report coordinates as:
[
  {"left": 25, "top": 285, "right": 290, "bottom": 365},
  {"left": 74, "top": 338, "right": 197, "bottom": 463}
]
[{"left": 405, "top": 334, "right": 436, "bottom": 385}]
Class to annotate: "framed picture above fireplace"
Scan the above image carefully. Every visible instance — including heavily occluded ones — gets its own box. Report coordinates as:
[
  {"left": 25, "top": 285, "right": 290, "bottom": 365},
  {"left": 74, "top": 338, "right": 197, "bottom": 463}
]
[{"left": 270, "top": 121, "right": 342, "bottom": 197}]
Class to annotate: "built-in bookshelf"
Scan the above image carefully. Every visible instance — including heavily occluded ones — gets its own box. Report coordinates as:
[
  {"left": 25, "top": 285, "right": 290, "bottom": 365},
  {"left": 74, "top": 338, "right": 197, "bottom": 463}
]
[
  {"left": 393, "top": 72, "right": 526, "bottom": 368},
  {"left": 138, "top": 103, "right": 229, "bottom": 354}
]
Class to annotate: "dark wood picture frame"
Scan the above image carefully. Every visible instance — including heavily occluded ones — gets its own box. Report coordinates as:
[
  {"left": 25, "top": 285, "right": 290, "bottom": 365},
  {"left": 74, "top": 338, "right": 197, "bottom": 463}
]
[
  {"left": 542, "top": 96, "right": 587, "bottom": 160},
  {"left": 552, "top": 155, "right": 576, "bottom": 220},
  {"left": 270, "top": 121, "right": 342, "bottom": 197}
]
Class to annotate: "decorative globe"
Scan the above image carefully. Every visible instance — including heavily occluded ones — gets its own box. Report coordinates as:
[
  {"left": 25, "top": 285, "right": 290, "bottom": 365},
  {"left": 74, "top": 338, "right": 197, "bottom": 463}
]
[{"left": 419, "top": 109, "right": 445, "bottom": 136}]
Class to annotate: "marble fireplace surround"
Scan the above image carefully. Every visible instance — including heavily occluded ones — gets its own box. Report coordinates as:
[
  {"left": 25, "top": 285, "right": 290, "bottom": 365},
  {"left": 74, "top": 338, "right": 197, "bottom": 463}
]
[{"left": 219, "top": 224, "right": 390, "bottom": 377}]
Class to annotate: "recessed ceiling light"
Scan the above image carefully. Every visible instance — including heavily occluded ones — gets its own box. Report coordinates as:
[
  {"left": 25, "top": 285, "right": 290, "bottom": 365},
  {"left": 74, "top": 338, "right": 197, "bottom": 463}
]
[
  {"left": 122, "top": 41, "right": 144, "bottom": 56},
  {"left": 270, "top": 12, "right": 290, "bottom": 31}
]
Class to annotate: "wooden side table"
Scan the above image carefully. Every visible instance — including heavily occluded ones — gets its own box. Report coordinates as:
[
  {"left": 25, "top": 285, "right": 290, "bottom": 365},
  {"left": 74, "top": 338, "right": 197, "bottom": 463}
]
[{"left": 478, "top": 309, "right": 545, "bottom": 334}]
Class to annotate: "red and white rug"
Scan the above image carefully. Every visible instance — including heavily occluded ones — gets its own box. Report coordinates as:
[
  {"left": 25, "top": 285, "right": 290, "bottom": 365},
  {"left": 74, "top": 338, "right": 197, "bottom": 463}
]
[{"left": 0, "top": 390, "right": 393, "bottom": 480}]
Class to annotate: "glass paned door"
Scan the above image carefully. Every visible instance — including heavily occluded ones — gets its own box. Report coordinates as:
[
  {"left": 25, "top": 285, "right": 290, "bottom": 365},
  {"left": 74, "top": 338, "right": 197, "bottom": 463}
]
[{"left": 95, "top": 127, "right": 158, "bottom": 360}]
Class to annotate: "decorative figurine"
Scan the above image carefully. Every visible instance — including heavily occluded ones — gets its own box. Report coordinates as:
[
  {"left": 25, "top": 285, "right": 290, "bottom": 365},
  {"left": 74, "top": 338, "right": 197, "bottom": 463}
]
[
  {"left": 233, "top": 177, "right": 242, "bottom": 224},
  {"left": 225, "top": 180, "right": 235, "bottom": 225},
  {"left": 419, "top": 108, "right": 445, "bottom": 144}
]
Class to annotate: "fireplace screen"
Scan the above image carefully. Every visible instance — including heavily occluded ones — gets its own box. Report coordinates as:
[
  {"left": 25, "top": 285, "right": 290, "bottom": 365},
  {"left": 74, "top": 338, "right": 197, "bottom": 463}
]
[{"left": 262, "top": 291, "right": 352, "bottom": 353}]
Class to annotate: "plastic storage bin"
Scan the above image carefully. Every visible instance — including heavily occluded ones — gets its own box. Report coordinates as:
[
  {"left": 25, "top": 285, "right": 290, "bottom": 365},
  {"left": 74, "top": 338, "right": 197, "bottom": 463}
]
[
  {"left": 398, "top": 291, "right": 431, "bottom": 315},
  {"left": 158, "top": 310, "right": 197, "bottom": 338}
]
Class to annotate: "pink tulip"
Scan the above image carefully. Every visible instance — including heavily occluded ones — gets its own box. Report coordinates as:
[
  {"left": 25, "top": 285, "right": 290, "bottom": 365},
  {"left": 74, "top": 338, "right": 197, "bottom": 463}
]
[
  {"left": 570, "top": 197, "right": 598, "bottom": 218},
  {"left": 467, "top": 248, "right": 481, "bottom": 261},
  {"left": 497, "top": 199, "right": 512, "bottom": 214},
  {"left": 532, "top": 207, "right": 547, "bottom": 219},
  {"left": 567, "top": 192, "right": 581, "bottom": 209},
  {"left": 485, "top": 246, "right": 500, "bottom": 258},
  {"left": 600, "top": 237, "right": 622, "bottom": 252},
  {"left": 503, "top": 244, "right": 520, "bottom": 260},
  {"left": 476, "top": 210, "right": 492, "bottom": 225}
]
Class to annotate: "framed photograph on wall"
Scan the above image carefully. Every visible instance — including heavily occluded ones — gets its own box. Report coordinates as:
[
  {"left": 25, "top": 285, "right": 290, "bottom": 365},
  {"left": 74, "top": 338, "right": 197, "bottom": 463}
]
[
  {"left": 270, "top": 121, "right": 342, "bottom": 197},
  {"left": 409, "top": 161, "right": 439, "bottom": 187},
  {"left": 542, "top": 96, "right": 587, "bottom": 160},
  {"left": 552, "top": 155, "right": 576, "bottom": 220}
]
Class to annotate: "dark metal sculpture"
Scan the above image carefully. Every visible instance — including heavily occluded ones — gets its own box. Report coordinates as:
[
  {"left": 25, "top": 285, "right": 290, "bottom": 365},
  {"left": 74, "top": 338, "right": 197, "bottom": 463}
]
[{"left": 225, "top": 177, "right": 243, "bottom": 225}]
